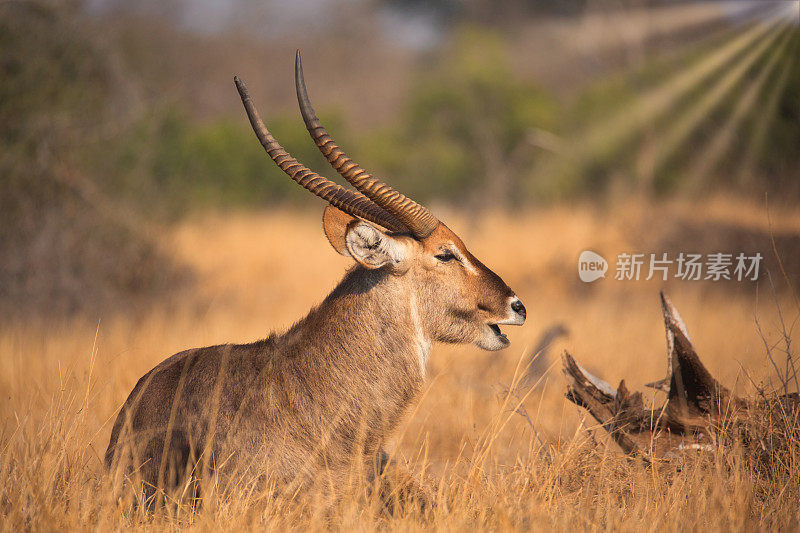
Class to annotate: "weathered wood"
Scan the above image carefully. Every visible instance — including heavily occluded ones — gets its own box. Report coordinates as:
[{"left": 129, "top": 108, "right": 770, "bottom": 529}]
[
  {"left": 563, "top": 352, "right": 640, "bottom": 455},
  {"left": 563, "top": 292, "right": 797, "bottom": 461}
]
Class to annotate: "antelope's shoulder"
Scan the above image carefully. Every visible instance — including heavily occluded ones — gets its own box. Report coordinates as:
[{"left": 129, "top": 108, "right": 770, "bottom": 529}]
[{"left": 132, "top": 334, "right": 281, "bottom": 397}]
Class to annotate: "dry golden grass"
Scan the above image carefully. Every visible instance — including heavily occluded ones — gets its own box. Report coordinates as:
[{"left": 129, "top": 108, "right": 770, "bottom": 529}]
[{"left": 1, "top": 198, "right": 799, "bottom": 530}]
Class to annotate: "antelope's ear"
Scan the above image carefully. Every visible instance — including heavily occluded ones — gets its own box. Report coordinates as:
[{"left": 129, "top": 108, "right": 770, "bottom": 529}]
[
  {"left": 345, "top": 221, "right": 409, "bottom": 273},
  {"left": 322, "top": 205, "right": 354, "bottom": 257}
]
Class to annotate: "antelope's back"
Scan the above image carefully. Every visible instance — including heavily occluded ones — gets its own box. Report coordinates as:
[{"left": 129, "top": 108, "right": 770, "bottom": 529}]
[{"left": 104, "top": 336, "right": 279, "bottom": 470}]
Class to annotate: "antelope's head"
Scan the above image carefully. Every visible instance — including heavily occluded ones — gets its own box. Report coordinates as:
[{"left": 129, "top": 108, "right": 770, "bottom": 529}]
[{"left": 235, "top": 52, "right": 526, "bottom": 351}]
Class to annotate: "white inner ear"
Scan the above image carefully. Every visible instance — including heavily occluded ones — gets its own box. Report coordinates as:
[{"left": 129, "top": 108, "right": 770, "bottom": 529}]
[{"left": 345, "top": 222, "right": 407, "bottom": 270}]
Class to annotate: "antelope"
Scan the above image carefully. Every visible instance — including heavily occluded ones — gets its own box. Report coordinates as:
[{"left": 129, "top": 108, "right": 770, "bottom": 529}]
[{"left": 105, "top": 52, "right": 526, "bottom": 507}]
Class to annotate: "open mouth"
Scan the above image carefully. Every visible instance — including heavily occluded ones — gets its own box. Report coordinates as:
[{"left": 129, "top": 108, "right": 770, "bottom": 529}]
[{"left": 488, "top": 324, "right": 507, "bottom": 341}]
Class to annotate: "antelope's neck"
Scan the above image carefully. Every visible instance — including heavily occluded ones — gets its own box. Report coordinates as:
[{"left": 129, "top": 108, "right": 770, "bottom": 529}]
[
  {"left": 406, "top": 289, "right": 432, "bottom": 374},
  {"left": 281, "top": 266, "right": 431, "bottom": 429}
]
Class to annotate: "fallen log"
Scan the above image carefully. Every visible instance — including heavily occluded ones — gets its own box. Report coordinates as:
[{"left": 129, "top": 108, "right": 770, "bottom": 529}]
[{"left": 563, "top": 292, "right": 798, "bottom": 462}]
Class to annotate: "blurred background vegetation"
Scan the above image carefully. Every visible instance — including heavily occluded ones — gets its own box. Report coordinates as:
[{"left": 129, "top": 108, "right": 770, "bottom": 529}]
[{"left": 1, "top": 0, "right": 798, "bottom": 317}]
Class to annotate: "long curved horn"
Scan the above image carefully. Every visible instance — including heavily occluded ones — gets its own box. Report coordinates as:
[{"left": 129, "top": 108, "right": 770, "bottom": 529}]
[
  {"left": 294, "top": 51, "right": 440, "bottom": 239},
  {"left": 234, "top": 76, "right": 407, "bottom": 234}
]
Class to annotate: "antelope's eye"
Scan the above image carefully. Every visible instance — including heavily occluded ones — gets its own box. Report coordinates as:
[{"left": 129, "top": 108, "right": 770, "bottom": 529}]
[{"left": 434, "top": 250, "right": 457, "bottom": 262}]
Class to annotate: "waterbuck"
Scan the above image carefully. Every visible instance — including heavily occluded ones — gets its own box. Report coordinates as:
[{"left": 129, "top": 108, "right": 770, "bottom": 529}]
[{"left": 105, "top": 52, "right": 526, "bottom": 507}]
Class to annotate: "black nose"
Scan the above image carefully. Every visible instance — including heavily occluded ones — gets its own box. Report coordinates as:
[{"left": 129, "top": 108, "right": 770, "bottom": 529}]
[{"left": 511, "top": 299, "right": 526, "bottom": 319}]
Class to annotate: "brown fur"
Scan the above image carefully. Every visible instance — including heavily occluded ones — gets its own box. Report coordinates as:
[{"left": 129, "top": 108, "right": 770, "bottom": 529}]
[{"left": 105, "top": 210, "right": 524, "bottom": 507}]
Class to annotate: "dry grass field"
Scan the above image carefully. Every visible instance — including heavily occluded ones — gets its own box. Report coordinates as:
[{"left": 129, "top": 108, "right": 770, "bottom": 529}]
[{"left": 1, "top": 198, "right": 799, "bottom": 530}]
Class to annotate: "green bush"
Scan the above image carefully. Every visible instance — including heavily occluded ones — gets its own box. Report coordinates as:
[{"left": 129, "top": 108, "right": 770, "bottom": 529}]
[
  {"left": 362, "top": 26, "right": 560, "bottom": 205},
  {"left": 93, "top": 104, "right": 353, "bottom": 215},
  {"left": 0, "top": 3, "right": 185, "bottom": 318}
]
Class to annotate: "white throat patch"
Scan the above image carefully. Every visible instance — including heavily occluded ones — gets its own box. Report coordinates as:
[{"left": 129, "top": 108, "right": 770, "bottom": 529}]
[{"left": 409, "top": 292, "right": 432, "bottom": 375}]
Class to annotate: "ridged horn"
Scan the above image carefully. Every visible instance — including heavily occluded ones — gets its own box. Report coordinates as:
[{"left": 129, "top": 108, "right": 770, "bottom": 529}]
[
  {"left": 294, "top": 51, "right": 440, "bottom": 239},
  {"left": 234, "top": 76, "right": 407, "bottom": 234}
]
